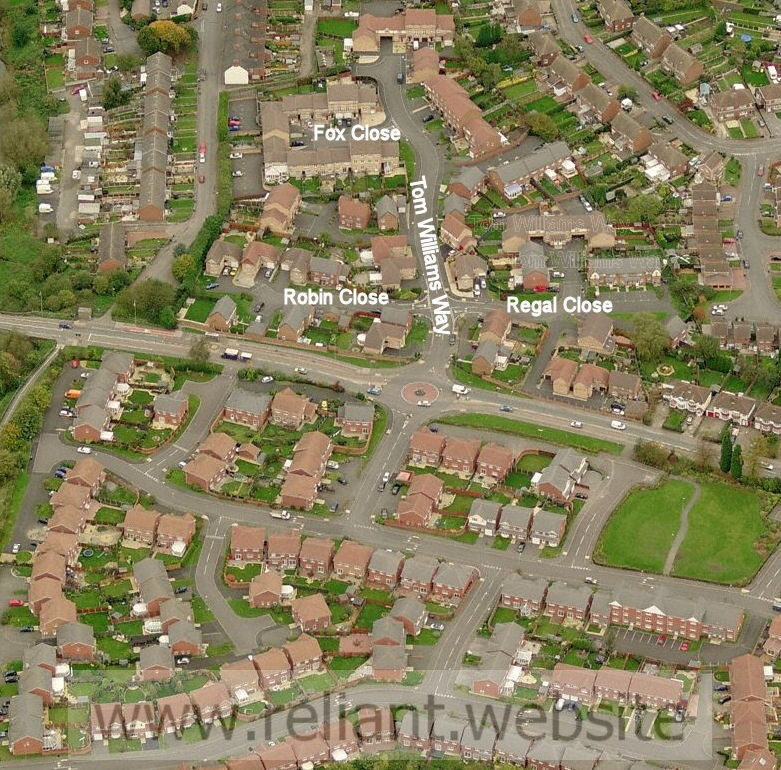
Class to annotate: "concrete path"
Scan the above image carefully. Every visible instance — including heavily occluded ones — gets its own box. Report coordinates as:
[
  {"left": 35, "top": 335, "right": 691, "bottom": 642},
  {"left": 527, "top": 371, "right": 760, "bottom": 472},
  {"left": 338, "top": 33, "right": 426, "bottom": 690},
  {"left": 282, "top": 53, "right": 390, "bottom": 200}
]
[{"left": 662, "top": 481, "right": 701, "bottom": 576}]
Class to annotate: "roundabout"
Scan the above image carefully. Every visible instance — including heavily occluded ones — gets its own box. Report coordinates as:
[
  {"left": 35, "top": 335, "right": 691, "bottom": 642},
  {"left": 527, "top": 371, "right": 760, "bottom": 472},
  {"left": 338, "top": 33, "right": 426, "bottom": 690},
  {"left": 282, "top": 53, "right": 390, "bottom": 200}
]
[{"left": 400, "top": 381, "right": 440, "bottom": 405}]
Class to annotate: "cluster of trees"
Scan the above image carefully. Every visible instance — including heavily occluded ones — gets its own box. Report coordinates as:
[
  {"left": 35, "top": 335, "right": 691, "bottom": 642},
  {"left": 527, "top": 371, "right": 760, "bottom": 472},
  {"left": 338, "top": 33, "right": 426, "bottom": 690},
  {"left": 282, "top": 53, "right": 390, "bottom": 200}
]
[
  {"left": 631, "top": 313, "right": 670, "bottom": 363},
  {"left": 453, "top": 35, "right": 506, "bottom": 92},
  {"left": 103, "top": 76, "right": 132, "bottom": 110},
  {"left": 137, "top": 20, "right": 197, "bottom": 56},
  {"left": 720, "top": 431, "right": 742, "bottom": 479},
  {"left": 114, "top": 279, "right": 178, "bottom": 328}
]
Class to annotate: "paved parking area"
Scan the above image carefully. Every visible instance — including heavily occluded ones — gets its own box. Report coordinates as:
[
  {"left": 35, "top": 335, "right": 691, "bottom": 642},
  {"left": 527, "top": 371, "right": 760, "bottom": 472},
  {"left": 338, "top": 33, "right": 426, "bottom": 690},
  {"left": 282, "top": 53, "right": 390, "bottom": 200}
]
[
  {"left": 228, "top": 96, "right": 259, "bottom": 134},
  {"left": 613, "top": 628, "right": 700, "bottom": 666},
  {"left": 232, "top": 153, "right": 264, "bottom": 199}
]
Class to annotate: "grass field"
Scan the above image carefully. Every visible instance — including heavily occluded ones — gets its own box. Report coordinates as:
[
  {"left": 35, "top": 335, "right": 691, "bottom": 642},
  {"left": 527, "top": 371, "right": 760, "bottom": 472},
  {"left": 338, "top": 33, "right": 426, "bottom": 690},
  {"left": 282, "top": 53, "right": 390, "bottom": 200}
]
[
  {"left": 185, "top": 298, "right": 216, "bottom": 322},
  {"left": 437, "top": 414, "right": 623, "bottom": 455},
  {"left": 595, "top": 480, "right": 693, "bottom": 572},
  {"left": 671, "top": 482, "right": 770, "bottom": 584}
]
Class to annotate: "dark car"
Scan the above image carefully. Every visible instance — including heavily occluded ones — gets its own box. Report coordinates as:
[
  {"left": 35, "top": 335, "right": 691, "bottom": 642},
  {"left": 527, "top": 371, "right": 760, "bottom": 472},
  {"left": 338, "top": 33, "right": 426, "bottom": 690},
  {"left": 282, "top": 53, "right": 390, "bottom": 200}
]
[
  {"left": 19, "top": 626, "right": 34, "bottom": 632},
  {"left": 58, "top": 322, "right": 71, "bottom": 329},
  {"left": 391, "top": 483, "right": 401, "bottom": 495},
  {"left": 337, "top": 476, "right": 347, "bottom": 485},
  {"left": 714, "top": 684, "right": 729, "bottom": 692},
  {"left": 291, "top": 140, "right": 305, "bottom": 147},
  {"left": 718, "top": 695, "right": 732, "bottom": 705},
  {"left": 516, "top": 542, "right": 525, "bottom": 553},
  {"left": 37, "top": 518, "right": 49, "bottom": 525},
  {"left": 54, "top": 469, "right": 67, "bottom": 479},
  {"left": 423, "top": 114, "right": 435, "bottom": 123},
  {"left": 329, "top": 503, "right": 339, "bottom": 512},
  {"left": 174, "top": 586, "right": 188, "bottom": 594},
  {"left": 205, "top": 281, "right": 219, "bottom": 290}
]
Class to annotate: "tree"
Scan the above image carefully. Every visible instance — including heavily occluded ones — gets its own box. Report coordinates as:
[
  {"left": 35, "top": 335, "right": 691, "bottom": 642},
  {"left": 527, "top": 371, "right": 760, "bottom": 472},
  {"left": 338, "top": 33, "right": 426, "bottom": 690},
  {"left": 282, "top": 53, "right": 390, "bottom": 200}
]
[
  {"left": 730, "top": 444, "right": 743, "bottom": 479},
  {"left": 694, "top": 439, "right": 714, "bottom": 472},
  {"left": 632, "top": 313, "right": 669, "bottom": 363},
  {"left": 189, "top": 336, "right": 210, "bottom": 363},
  {"left": 0, "top": 117, "right": 48, "bottom": 171},
  {"left": 745, "top": 434, "right": 770, "bottom": 478},
  {"left": 720, "top": 432, "right": 733, "bottom": 473},
  {"left": 475, "top": 23, "right": 502, "bottom": 47},
  {"left": 524, "top": 111, "right": 559, "bottom": 142},
  {"left": 477, "top": 62, "right": 503, "bottom": 91},
  {"left": 0, "top": 165, "right": 22, "bottom": 201},
  {"left": 146, "top": 20, "right": 193, "bottom": 53},
  {"left": 116, "top": 54, "right": 140, "bottom": 72},
  {"left": 103, "top": 76, "right": 130, "bottom": 110},
  {"left": 11, "top": 22, "right": 31, "bottom": 48},
  {"left": 625, "top": 194, "right": 663, "bottom": 223},
  {"left": 172, "top": 253, "right": 195, "bottom": 282},
  {"left": 137, "top": 25, "right": 166, "bottom": 55},
  {"left": 618, "top": 86, "right": 638, "bottom": 100},
  {"left": 693, "top": 333, "right": 720, "bottom": 362},
  {"left": 159, "top": 305, "right": 177, "bottom": 329},
  {"left": 92, "top": 274, "right": 110, "bottom": 295}
]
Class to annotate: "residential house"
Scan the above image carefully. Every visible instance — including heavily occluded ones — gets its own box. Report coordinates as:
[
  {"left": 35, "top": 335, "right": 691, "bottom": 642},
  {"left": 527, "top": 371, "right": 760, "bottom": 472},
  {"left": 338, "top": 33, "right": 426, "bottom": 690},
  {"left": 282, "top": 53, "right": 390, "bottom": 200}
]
[
  {"left": 576, "top": 82, "right": 620, "bottom": 124},
  {"left": 18, "top": 666, "right": 53, "bottom": 707},
  {"left": 648, "top": 142, "right": 689, "bottom": 176},
  {"left": 90, "top": 702, "right": 124, "bottom": 742},
  {"left": 756, "top": 83, "right": 781, "bottom": 111},
  {"left": 188, "top": 682, "right": 233, "bottom": 724},
  {"left": 183, "top": 453, "right": 227, "bottom": 492},
  {"left": 431, "top": 715, "right": 467, "bottom": 756},
  {"left": 544, "top": 581, "right": 592, "bottom": 623},
  {"left": 529, "top": 509, "right": 568, "bottom": 547},
  {"left": 134, "top": 557, "right": 174, "bottom": 615},
  {"left": 155, "top": 512, "right": 196, "bottom": 556},
  {"left": 222, "top": 390, "right": 271, "bottom": 430},
  {"left": 610, "top": 112, "right": 653, "bottom": 154},
  {"left": 705, "top": 391, "right": 757, "bottom": 426},
  {"left": 452, "top": 251, "right": 487, "bottom": 291},
  {"left": 545, "top": 356, "right": 578, "bottom": 396},
  {"left": 371, "top": 647, "right": 405, "bottom": 683},
  {"left": 283, "top": 634, "right": 322, "bottom": 677},
  {"left": 266, "top": 533, "right": 301, "bottom": 571},
  {"left": 206, "top": 296, "right": 238, "bottom": 333},
  {"left": 431, "top": 563, "right": 477, "bottom": 606},
  {"left": 335, "top": 403, "right": 374, "bottom": 438},
  {"left": 494, "top": 731, "right": 532, "bottom": 765},
  {"left": 230, "top": 525, "right": 266, "bottom": 563},
  {"left": 631, "top": 15, "right": 671, "bottom": 58},
  {"left": 151, "top": 391, "right": 188, "bottom": 429},
  {"left": 159, "top": 599, "right": 192, "bottom": 634},
  {"left": 396, "top": 473, "right": 443, "bottom": 527},
  {"left": 255, "top": 742, "right": 297, "bottom": 770},
  {"left": 320, "top": 719, "right": 360, "bottom": 758},
  {"left": 298, "top": 537, "right": 334, "bottom": 577},
  {"left": 479, "top": 308, "right": 512, "bottom": 345},
  {"left": 367, "top": 549, "right": 404, "bottom": 589},
  {"left": 754, "top": 403, "right": 781, "bottom": 436},
  {"left": 460, "top": 725, "right": 497, "bottom": 761},
  {"left": 660, "top": 42, "right": 703, "bottom": 85},
  {"left": 338, "top": 196, "right": 371, "bottom": 229},
  {"left": 291, "top": 593, "right": 331, "bottom": 632},
  {"left": 220, "top": 658, "right": 261, "bottom": 697},
  {"left": 39, "top": 593, "right": 77, "bottom": 637},
  {"left": 449, "top": 167, "right": 486, "bottom": 201},
  {"left": 577, "top": 315, "right": 614, "bottom": 353},
  {"left": 289, "top": 731, "right": 331, "bottom": 767},
  {"left": 390, "top": 596, "right": 428, "bottom": 635},
  {"left": 588, "top": 256, "right": 661, "bottom": 287},
  {"left": 442, "top": 436, "right": 481, "bottom": 476},
  {"left": 156, "top": 693, "right": 195, "bottom": 733},
  {"left": 549, "top": 664, "right": 597, "bottom": 705},
  {"left": 497, "top": 504, "right": 534, "bottom": 542},
  {"left": 572, "top": 363, "right": 609, "bottom": 400},
  {"left": 398, "top": 710, "right": 433, "bottom": 753},
  {"left": 488, "top": 141, "right": 572, "bottom": 199},
  {"left": 249, "top": 570, "right": 283, "bottom": 608},
  {"left": 372, "top": 616, "right": 406, "bottom": 647},
  {"left": 277, "top": 305, "right": 314, "bottom": 343},
  {"left": 514, "top": 0, "right": 541, "bottom": 29},
  {"left": 440, "top": 210, "right": 477, "bottom": 252},
  {"left": 468, "top": 499, "right": 502, "bottom": 535},
  {"left": 168, "top": 619, "right": 204, "bottom": 657},
  {"left": 662, "top": 380, "right": 712, "bottom": 415},
  {"left": 630, "top": 672, "right": 683, "bottom": 709},
  {"left": 375, "top": 195, "right": 399, "bottom": 231},
  {"left": 528, "top": 30, "right": 560, "bottom": 66},
  {"left": 549, "top": 56, "right": 589, "bottom": 95},
  {"left": 259, "top": 183, "right": 302, "bottom": 235},
  {"left": 358, "top": 707, "right": 396, "bottom": 752},
  {"left": 270, "top": 388, "right": 317, "bottom": 430},
  {"left": 608, "top": 370, "right": 643, "bottom": 401},
  {"left": 597, "top": 0, "right": 633, "bottom": 32},
  {"left": 205, "top": 240, "right": 242, "bottom": 277},
  {"left": 253, "top": 648, "right": 292, "bottom": 690},
  {"left": 399, "top": 554, "right": 439, "bottom": 598},
  {"left": 472, "top": 340, "right": 499, "bottom": 376},
  {"left": 711, "top": 89, "right": 755, "bottom": 123},
  {"left": 139, "top": 645, "right": 175, "bottom": 682},
  {"left": 333, "top": 540, "right": 374, "bottom": 579},
  {"left": 73, "top": 36, "right": 103, "bottom": 80},
  {"left": 23, "top": 644, "right": 56, "bottom": 675}
]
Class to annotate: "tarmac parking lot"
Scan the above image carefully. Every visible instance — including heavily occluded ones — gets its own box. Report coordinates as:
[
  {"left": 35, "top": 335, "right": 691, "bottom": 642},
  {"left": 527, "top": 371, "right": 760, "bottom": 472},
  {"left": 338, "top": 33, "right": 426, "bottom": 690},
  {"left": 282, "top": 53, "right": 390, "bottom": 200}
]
[{"left": 231, "top": 153, "right": 264, "bottom": 199}]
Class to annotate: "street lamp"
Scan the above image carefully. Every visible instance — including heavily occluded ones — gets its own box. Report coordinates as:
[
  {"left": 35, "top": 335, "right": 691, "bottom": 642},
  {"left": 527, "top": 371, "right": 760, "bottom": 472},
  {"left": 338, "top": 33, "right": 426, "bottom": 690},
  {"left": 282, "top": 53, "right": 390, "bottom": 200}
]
[
  {"left": 38, "top": 291, "right": 43, "bottom": 314},
  {"left": 133, "top": 299, "right": 137, "bottom": 325}
]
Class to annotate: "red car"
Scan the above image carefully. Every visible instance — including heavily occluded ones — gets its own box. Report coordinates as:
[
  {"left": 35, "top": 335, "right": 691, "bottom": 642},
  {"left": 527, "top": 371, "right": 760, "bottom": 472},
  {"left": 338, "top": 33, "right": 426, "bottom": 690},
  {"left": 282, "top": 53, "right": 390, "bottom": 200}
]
[
  {"left": 7, "top": 600, "right": 24, "bottom": 607},
  {"left": 533, "top": 285, "right": 547, "bottom": 293},
  {"left": 652, "top": 90, "right": 662, "bottom": 101},
  {"left": 198, "top": 174, "right": 205, "bottom": 184},
  {"left": 583, "top": 33, "right": 593, "bottom": 44},
  {"left": 680, "top": 641, "right": 689, "bottom": 652},
  {"left": 656, "top": 634, "right": 667, "bottom": 645}
]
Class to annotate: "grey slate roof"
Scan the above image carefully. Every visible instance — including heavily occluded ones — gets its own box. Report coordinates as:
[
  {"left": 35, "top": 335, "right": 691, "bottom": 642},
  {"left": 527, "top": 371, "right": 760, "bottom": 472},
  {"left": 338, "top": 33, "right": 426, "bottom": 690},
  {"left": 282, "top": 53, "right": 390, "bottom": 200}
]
[
  {"left": 337, "top": 403, "right": 374, "bottom": 423},
  {"left": 491, "top": 141, "right": 570, "bottom": 185},
  {"left": 368, "top": 549, "right": 404, "bottom": 575},
  {"left": 210, "top": 295, "right": 237, "bottom": 323},
  {"left": 8, "top": 693, "right": 43, "bottom": 748},
  {"left": 140, "top": 644, "right": 175, "bottom": 671},
  {"left": 23, "top": 644, "right": 56, "bottom": 671},
  {"left": 501, "top": 573, "right": 548, "bottom": 602},
  {"left": 390, "top": 597, "right": 427, "bottom": 626},
  {"left": 153, "top": 390, "right": 188, "bottom": 414},
  {"left": 371, "top": 616, "right": 406, "bottom": 645},
  {"left": 224, "top": 389, "right": 271, "bottom": 416},
  {"left": 400, "top": 555, "right": 438, "bottom": 584},
  {"left": 56, "top": 622, "right": 95, "bottom": 649}
]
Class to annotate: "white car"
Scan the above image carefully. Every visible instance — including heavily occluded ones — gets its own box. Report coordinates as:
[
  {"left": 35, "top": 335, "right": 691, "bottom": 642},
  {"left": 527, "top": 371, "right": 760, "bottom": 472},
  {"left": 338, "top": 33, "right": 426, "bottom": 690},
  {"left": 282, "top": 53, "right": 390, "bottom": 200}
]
[
  {"left": 417, "top": 400, "right": 431, "bottom": 407},
  {"left": 229, "top": 152, "right": 243, "bottom": 159},
  {"left": 295, "top": 367, "right": 308, "bottom": 374},
  {"left": 761, "top": 462, "right": 775, "bottom": 471},
  {"left": 80, "top": 372, "right": 89, "bottom": 378},
  {"left": 76, "top": 446, "right": 92, "bottom": 454},
  {"left": 570, "top": 420, "right": 583, "bottom": 428},
  {"left": 216, "top": 1, "right": 221, "bottom": 9},
  {"left": 59, "top": 409, "right": 71, "bottom": 417},
  {"left": 261, "top": 376, "right": 274, "bottom": 383},
  {"left": 11, "top": 544, "right": 20, "bottom": 554},
  {"left": 231, "top": 170, "right": 243, "bottom": 177}
]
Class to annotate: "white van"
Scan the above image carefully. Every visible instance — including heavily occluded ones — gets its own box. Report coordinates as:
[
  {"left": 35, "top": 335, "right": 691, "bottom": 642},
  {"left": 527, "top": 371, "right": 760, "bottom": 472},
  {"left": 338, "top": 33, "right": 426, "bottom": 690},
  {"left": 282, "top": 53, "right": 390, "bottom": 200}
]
[
  {"left": 38, "top": 203, "right": 53, "bottom": 213},
  {"left": 610, "top": 420, "right": 626, "bottom": 430}
]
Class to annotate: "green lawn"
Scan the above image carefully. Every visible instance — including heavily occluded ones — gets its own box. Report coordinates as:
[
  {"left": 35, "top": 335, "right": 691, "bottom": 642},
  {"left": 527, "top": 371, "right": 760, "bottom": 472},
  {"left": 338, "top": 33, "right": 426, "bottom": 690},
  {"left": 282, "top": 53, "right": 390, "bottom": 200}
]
[
  {"left": 438, "top": 414, "right": 623, "bottom": 454},
  {"left": 595, "top": 480, "right": 694, "bottom": 572},
  {"left": 671, "top": 482, "right": 770, "bottom": 584},
  {"left": 185, "top": 298, "right": 216, "bottom": 322}
]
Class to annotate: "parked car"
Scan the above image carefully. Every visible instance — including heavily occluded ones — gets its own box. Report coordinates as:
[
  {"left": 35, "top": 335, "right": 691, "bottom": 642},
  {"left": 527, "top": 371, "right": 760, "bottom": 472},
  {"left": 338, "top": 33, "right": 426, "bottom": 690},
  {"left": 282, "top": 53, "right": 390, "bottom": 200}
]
[
  {"left": 428, "top": 622, "right": 445, "bottom": 631},
  {"left": 584, "top": 577, "right": 598, "bottom": 585},
  {"left": 261, "top": 376, "right": 274, "bottom": 384},
  {"left": 500, "top": 405, "right": 513, "bottom": 412},
  {"left": 58, "top": 409, "right": 71, "bottom": 417},
  {"left": 583, "top": 33, "right": 593, "bottom": 43},
  {"left": 11, "top": 544, "right": 20, "bottom": 554},
  {"left": 651, "top": 90, "right": 662, "bottom": 101},
  {"left": 516, "top": 542, "right": 525, "bottom": 553},
  {"left": 76, "top": 446, "right": 92, "bottom": 454},
  {"left": 337, "top": 476, "right": 347, "bottom": 485},
  {"left": 569, "top": 420, "right": 583, "bottom": 428},
  {"left": 229, "top": 152, "right": 243, "bottom": 159},
  {"left": 231, "top": 170, "right": 244, "bottom": 178},
  {"left": 177, "top": 657, "right": 190, "bottom": 664},
  {"left": 54, "top": 469, "right": 67, "bottom": 479},
  {"left": 205, "top": 281, "right": 219, "bottom": 290},
  {"left": 656, "top": 635, "right": 667, "bottom": 645},
  {"left": 758, "top": 165, "right": 765, "bottom": 176},
  {"left": 216, "top": 2, "right": 222, "bottom": 9},
  {"left": 391, "top": 483, "right": 401, "bottom": 496},
  {"left": 680, "top": 641, "right": 689, "bottom": 652},
  {"left": 718, "top": 695, "right": 732, "bottom": 705},
  {"left": 294, "top": 367, "right": 308, "bottom": 374},
  {"left": 174, "top": 586, "right": 188, "bottom": 594},
  {"left": 19, "top": 626, "right": 34, "bottom": 632},
  {"left": 7, "top": 600, "right": 24, "bottom": 607}
]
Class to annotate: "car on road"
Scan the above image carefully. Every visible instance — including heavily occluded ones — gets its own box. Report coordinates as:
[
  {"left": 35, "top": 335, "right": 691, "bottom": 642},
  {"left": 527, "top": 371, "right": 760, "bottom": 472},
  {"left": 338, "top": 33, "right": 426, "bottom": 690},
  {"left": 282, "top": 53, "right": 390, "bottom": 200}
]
[
  {"left": 499, "top": 405, "right": 514, "bottom": 412},
  {"left": 294, "top": 367, "right": 308, "bottom": 374},
  {"left": 229, "top": 152, "right": 243, "bottom": 159},
  {"left": 11, "top": 543, "right": 20, "bottom": 554},
  {"left": 216, "top": 2, "right": 221, "bottom": 9},
  {"left": 761, "top": 462, "right": 774, "bottom": 470},
  {"left": 611, "top": 420, "right": 626, "bottom": 430},
  {"left": 59, "top": 408, "right": 72, "bottom": 417},
  {"left": 516, "top": 542, "right": 525, "bottom": 553},
  {"left": 58, "top": 322, "right": 71, "bottom": 329},
  {"left": 449, "top": 335, "right": 457, "bottom": 345},
  {"left": 76, "top": 446, "right": 92, "bottom": 454},
  {"left": 417, "top": 400, "right": 431, "bottom": 407},
  {"left": 7, "top": 600, "right": 24, "bottom": 607},
  {"left": 583, "top": 33, "right": 593, "bottom": 43},
  {"left": 743, "top": 260, "right": 750, "bottom": 269},
  {"left": 366, "top": 386, "right": 381, "bottom": 395},
  {"left": 585, "top": 577, "right": 598, "bottom": 585},
  {"left": 198, "top": 174, "right": 205, "bottom": 184},
  {"left": 758, "top": 165, "right": 765, "bottom": 176},
  {"left": 205, "top": 281, "right": 219, "bottom": 289},
  {"left": 19, "top": 626, "right": 34, "bottom": 632},
  {"left": 737, "top": 229, "right": 743, "bottom": 239},
  {"left": 337, "top": 476, "right": 347, "bottom": 485},
  {"left": 231, "top": 170, "right": 244, "bottom": 177},
  {"left": 569, "top": 420, "right": 583, "bottom": 428},
  {"left": 428, "top": 621, "right": 445, "bottom": 631},
  {"left": 261, "top": 376, "right": 274, "bottom": 384},
  {"left": 391, "top": 483, "right": 401, "bottom": 495},
  {"left": 571, "top": 12, "right": 579, "bottom": 21},
  {"left": 380, "top": 507, "right": 388, "bottom": 519},
  {"left": 656, "top": 635, "right": 667, "bottom": 645},
  {"left": 651, "top": 90, "right": 662, "bottom": 101},
  {"left": 680, "top": 641, "right": 689, "bottom": 652}
]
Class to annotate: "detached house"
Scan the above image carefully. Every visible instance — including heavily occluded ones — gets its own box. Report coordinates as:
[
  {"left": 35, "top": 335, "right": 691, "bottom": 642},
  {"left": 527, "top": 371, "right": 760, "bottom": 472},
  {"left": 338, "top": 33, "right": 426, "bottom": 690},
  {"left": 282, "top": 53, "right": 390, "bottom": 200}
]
[
  {"left": 408, "top": 427, "right": 445, "bottom": 467},
  {"left": 431, "top": 563, "right": 477, "bottom": 606},
  {"left": 333, "top": 540, "right": 374, "bottom": 580},
  {"left": 367, "top": 549, "right": 404, "bottom": 589},
  {"left": 660, "top": 42, "right": 703, "bottom": 85},
  {"left": 291, "top": 593, "right": 331, "bottom": 633},
  {"left": 338, "top": 195, "right": 371, "bottom": 230},
  {"left": 283, "top": 634, "right": 322, "bottom": 677},
  {"left": 631, "top": 15, "right": 671, "bottom": 58},
  {"left": 222, "top": 390, "right": 271, "bottom": 430},
  {"left": 270, "top": 388, "right": 317, "bottom": 430}
]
